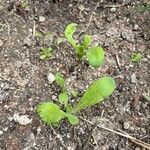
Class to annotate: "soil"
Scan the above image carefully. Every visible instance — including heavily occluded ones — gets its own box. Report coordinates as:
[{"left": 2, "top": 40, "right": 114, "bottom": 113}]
[{"left": 0, "top": 0, "right": 150, "bottom": 150}]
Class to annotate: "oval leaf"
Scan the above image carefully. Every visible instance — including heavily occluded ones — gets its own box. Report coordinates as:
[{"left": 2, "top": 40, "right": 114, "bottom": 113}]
[
  {"left": 73, "top": 77, "right": 116, "bottom": 112},
  {"left": 65, "top": 23, "right": 77, "bottom": 48},
  {"left": 58, "top": 92, "right": 69, "bottom": 106},
  {"left": 82, "top": 34, "right": 92, "bottom": 49},
  {"left": 86, "top": 46, "right": 104, "bottom": 68},
  {"left": 66, "top": 114, "right": 79, "bottom": 125},
  {"left": 131, "top": 53, "right": 142, "bottom": 63},
  {"left": 37, "top": 102, "right": 66, "bottom": 125}
]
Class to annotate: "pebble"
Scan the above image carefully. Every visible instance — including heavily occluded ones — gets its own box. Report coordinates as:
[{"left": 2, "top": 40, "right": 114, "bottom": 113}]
[
  {"left": 135, "top": 147, "right": 141, "bottom": 150},
  {"left": 3, "top": 127, "right": 8, "bottom": 131},
  {"left": 0, "top": 130, "right": 3, "bottom": 135},
  {"left": 1, "top": 83, "right": 4, "bottom": 88},
  {"left": 13, "top": 113, "right": 32, "bottom": 125},
  {"left": 129, "top": 126, "right": 134, "bottom": 131},
  {"left": 121, "top": 29, "right": 134, "bottom": 42},
  {"left": 23, "top": 37, "right": 32, "bottom": 47},
  {"left": 123, "top": 122, "right": 130, "bottom": 129},
  {"left": 0, "top": 39, "right": 3, "bottom": 46},
  {"left": 37, "top": 126, "right": 41, "bottom": 134},
  {"left": 47, "top": 72, "right": 55, "bottom": 84},
  {"left": 131, "top": 73, "right": 137, "bottom": 84},
  {"left": 39, "top": 16, "right": 46, "bottom": 22},
  {"left": 78, "top": 4, "right": 85, "bottom": 11},
  {"left": 110, "top": 7, "right": 116, "bottom": 12},
  {"left": 133, "top": 24, "right": 139, "bottom": 30}
]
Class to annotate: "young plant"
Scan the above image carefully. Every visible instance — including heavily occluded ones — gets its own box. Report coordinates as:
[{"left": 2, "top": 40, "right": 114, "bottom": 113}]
[
  {"left": 55, "top": 72, "right": 69, "bottom": 107},
  {"left": 65, "top": 23, "right": 104, "bottom": 68},
  {"left": 55, "top": 72, "right": 65, "bottom": 90},
  {"left": 37, "top": 76, "right": 116, "bottom": 126},
  {"left": 57, "top": 37, "right": 66, "bottom": 45},
  {"left": 132, "top": 4, "right": 150, "bottom": 12},
  {"left": 35, "top": 30, "right": 45, "bottom": 39},
  {"left": 40, "top": 47, "right": 53, "bottom": 60},
  {"left": 131, "top": 52, "right": 142, "bottom": 63}
]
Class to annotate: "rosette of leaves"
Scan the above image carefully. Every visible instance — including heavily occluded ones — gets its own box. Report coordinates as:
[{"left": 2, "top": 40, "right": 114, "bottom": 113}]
[
  {"left": 65, "top": 23, "right": 104, "bottom": 68},
  {"left": 37, "top": 76, "right": 116, "bottom": 126}
]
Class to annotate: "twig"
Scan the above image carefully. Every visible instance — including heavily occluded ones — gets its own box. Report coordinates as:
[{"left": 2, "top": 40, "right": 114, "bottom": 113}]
[
  {"left": 82, "top": 122, "right": 97, "bottom": 150},
  {"left": 103, "top": 4, "right": 125, "bottom": 8},
  {"left": 115, "top": 54, "right": 121, "bottom": 69},
  {"left": 50, "top": 125, "right": 68, "bottom": 150},
  {"left": 77, "top": 2, "right": 100, "bottom": 37},
  {"left": 80, "top": 117, "right": 150, "bottom": 150},
  {"left": 33, "top": 21, "right": 36, "bottom": 37}
]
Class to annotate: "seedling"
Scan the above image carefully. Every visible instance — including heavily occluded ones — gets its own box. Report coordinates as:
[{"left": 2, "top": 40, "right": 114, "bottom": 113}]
[
  {"left": 131, "top": 52, "right": 142, "bottom": 63},
  {"left": 55, "top": 72, "right": 65, "bottom": 90},
  {"left": 57, "top": 37, "right": 66, "bottom": 45},
  {"left": 37, "top": 76, "right": 116, "bottom": 126},
  {"left": 35, "top": 31, "right": 45, "bottom": 39},
  {"left": 132, "top": 4, "right": 150, "bottom": 12},
  {"left": 58, "top": 92, "right": 69, "bottom": 107},
  {"left": 142, "top": 94, "right": 150, "bottom": 101},
  {"left": 65, "top": 23, "right": 104, "bottom": 68},
  {"left": 71, "top": 89, "right": 78, "bottom": 98},
  {"left": 40, "top": 47, "right": 53, "bottom": 60},
  {"left": 20, "top": 0, "right": 28, "bottom": 9},
  {"left": 55, "top": 72, "right": 69, "bottom": 107}
]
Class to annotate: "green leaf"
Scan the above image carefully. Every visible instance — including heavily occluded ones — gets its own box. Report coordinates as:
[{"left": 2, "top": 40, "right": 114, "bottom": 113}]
[
  {"left": 76, "top": 45, "right": 85, "bottom": 59},
  {"left": 66, "top": 114, "right": 79, "bottom": 125},
  {"left": 35, "top": 31, "right": 45, "bottom": 39},
  {"left": 73, "top": 77, "right": 116, "bottom": 112},
  {"left": 40, "top": 47, "right": 52, "bottom": 60},
  {"left": 66, "top": 105, "right": 73, "bottom": 113},
  {"left": 46, "top": 31, "right": 52, "bottom": 38},
  {"left": 142, "top": 94, "right": 150, "bottom": 101},
  {"left": 82, "top": 35, "right": 92, "bottom": 49},
  {"left": 86, "top": 46, "right": 105, "bottom": 68},
  {"left": 37, "top": 102, "right": 66, "bottom": 125},
  {"left": 58, "top": 92, "right": 69, "bottom": 106},
  {"left": 71, "top": 89, "right": 78, "bottom": 97},
  {"left": 57, "top": 37, "right": 65, "bottom": 45},
  {"left": 55, "top": 73, "right": 65, "bottom": 89},
  {"left": 131, "top": 53, "right": 142, "bottom": 63},
  {"left": 40, "top": 55, "right": 46, "bottom": 60},
  {"left": 65, "top": 23, "right": 78, "bottom": 50}
]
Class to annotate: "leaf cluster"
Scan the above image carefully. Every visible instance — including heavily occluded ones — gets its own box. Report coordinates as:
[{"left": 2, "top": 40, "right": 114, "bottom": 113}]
[
  {"left": 37, "top": 77, "right": 116, "bottom": 125},
  {"left": 65, "top": 23, "right": 105, "bottom": 68}
]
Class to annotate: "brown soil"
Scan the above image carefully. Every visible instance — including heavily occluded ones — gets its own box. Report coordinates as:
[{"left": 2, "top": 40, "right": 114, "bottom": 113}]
[{"left": 0, "top": 0, "right": 150, "bottom": 150}]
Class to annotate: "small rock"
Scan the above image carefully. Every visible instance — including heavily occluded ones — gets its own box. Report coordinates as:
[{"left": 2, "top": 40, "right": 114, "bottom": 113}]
[
  {"left": 37, "top": 126, "right": 41, "bottom": 134},
  {"left": 0, "top": 39, "right": 3, "bottom": 46},
  {"left": 0, "top": 130, "right": 3, "bottom": 135},
  {"left": 135, "top": 147, "right": 141, "bottom": 150},
  {"left": 133, "top": 24, "right": 139, "bottom": 30},
  {"left": 3, "top": 127, "right": 8, "bottom": 131},
  {"left": 131, "top": 73, "right": 137, "bottom": 83},
  {"left": 121, "top": 29, "right": 134, "bottom": 42},
  {"left": 47, "top": 72, "right": 55, "bottom": 84},
  {"left": 78, "top": 4, "right": 85, "bottom": 11},
  {"left": 13, "top": 113, "right": 32, "bottom": 125},
  {"left": 110, "top": 7, "right": 116, "bottom": 12},
  {"left": 1, "top": 83, "right": 4, "bottom": 88},
  {"left": 129, "top": 126, "right": 134, "bottom": 131},
  {"left": 39, "top": 16, "right": 46, "bottom": 22},
  {"left": 123, "top": 122, "right": 130, "bottom": 129},
  {"left": 69, "top": 4, "right": 73, "bottom": 7},
  {"left": 23, "top": 37, "right": 32, "bottom": 47}
]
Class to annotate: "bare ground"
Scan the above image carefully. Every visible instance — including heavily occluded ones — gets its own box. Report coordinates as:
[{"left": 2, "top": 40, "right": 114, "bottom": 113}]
[{"left": 0, "top": 0, "right": 150, "bottom": 150}]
